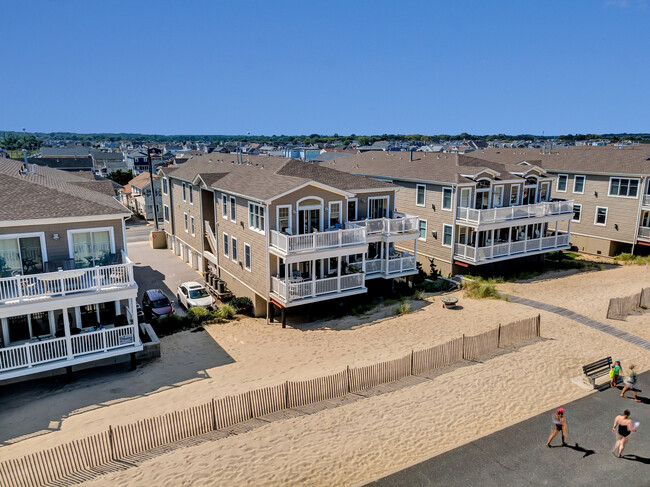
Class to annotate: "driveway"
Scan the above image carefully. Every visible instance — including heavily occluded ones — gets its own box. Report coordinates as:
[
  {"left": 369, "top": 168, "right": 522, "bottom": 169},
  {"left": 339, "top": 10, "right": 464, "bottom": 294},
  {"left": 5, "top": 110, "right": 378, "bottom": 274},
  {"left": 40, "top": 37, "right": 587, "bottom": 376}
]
[{"left": 125, "top": 222, "right": 202, "bottom": 316}]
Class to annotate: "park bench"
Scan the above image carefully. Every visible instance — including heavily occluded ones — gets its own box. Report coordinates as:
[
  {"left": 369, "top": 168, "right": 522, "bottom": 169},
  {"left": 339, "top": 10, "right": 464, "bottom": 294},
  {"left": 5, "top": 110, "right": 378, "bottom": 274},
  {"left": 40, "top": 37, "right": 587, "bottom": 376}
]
[{"left": 582, "top": 356, "right": 612, "bottom": 388}]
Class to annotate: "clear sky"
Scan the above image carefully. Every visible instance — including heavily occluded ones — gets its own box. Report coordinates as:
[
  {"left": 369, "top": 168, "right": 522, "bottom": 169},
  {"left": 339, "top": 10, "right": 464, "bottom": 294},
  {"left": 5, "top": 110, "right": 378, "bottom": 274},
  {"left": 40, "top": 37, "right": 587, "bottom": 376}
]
[{"left": 1, "top": 0, "right": 648, "bottom": 136}]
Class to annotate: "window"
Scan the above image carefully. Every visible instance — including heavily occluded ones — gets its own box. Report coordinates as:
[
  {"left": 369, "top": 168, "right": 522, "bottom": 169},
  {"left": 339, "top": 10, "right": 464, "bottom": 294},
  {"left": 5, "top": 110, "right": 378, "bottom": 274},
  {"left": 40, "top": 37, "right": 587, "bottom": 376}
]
[
  {"left": 418, "top": 220, "right": 427, "bottom": 241},
  {"left": 222, "top": 194, "right": 228, "bottom": 219},
  {"left": 459, "top": 188, "right": 471, "bottom": 208},
  {"left": 572, "top": 204, "right": 582, "bottom": 223},
  {"left": 277, "top": 205, "right": 291, "bottom": 233},
  {"left": 609, "top": 178, "right": 639, "bottom": 198},
  {"left": 510, "top": 185, "right": 520, "bottom": 205},
  {"left": 329, "top": 201, "right": 341, "bottom": 227},
  {"left": 492, "top": 186, "right": 504, "bottom": 207},
  {"left": 416, "top": 184, "right": 426, "bottom": 207},
  {"left": 573, "top": 175, "right": 585, "bottom": 194},
  {"left": 189, "top": 185, "right": 193, "bottom": 204},
  {"left": 184, "top": 213, "right": 188, "bottom": 232},
  {"left": 442, "top": 187, "right": 453, "bottom": 210},
  {"left": 594, "top": 206, "right": 608, "bottom": 226},
  {"left": 190, "top": 216, "right": 195, "bottom": 236},
  {"left": 230, "top": 196, "right": 236, "bottom": 222},
  {"left": 223, "top": 233, "right": 229, "bottom": 257},
  {"left": 0, "top": 234, "right": 45, "bottom": 276},
  {"left": 249, "top": 203, "right": 265, "bottom": 233},
  {"left": 347, "top": 198, "right": 357, "bottom": 221},
  {"left": 442, "top": 224, "right": 453, "bottom": 247},
  {"left": 164, "top": 204, "right": 169, "bottom": 222},
  {"left": 5, "top": 312, "right": 52, "bottom": 344},
  {"left": 182, "top": 183, "right": 187, "bottom": 201},
  {"left": 68, "top": 228, "right": 114, "bottom": 268},
  {"left": 162, "top": 178, "right": 168, "bottom": 195},
  {"left": 244, "top": 243, "right": 251, "bottom": 271},
  {"left": 556, "top": 174, "right": 568, "bottom": 192},
  {"left": 231, "top": 237, "right": 237, "bottom": 262}
]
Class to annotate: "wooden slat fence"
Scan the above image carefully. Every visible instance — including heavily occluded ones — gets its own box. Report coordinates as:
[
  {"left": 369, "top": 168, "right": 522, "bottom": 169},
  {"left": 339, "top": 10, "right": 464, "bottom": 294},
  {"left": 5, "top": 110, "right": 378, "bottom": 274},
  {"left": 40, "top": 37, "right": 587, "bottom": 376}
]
[
  {"left": 287, "top": 370, "right": 348, "bottom": 408},
  {"left": 0, "top": 316, "right": 542, "bottom": 487},
  {"left": 607, "top": 288, "right": 649, "bottom": 320},
  {"left": 348, "top": 354, "right": 411, "bottom": 393},
  {"left": 498, "top": 316, "right": 540, "bottom": 348},
  {"left": 250, "top": 384, "right": 286, "bottom": 418},
  {"left": 463, "top": 328, "right": 499, "bottom": 361},
  {"left": 412, "top": 337, "right": 463, "bottom": 375}
]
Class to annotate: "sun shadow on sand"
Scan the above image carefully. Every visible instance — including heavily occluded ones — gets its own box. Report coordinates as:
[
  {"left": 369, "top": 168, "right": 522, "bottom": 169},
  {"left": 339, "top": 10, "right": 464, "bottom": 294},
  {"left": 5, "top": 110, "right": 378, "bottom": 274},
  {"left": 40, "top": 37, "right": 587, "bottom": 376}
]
[{"left": 0, "top": 329, "right": 234, "bottom": 446}]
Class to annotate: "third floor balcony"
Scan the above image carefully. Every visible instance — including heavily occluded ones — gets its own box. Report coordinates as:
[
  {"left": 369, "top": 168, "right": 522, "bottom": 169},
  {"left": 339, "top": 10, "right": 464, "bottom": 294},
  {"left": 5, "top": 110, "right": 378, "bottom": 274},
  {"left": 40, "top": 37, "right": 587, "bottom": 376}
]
[{"left": 456, "top": 200, "right": 573, "bottom": 226}]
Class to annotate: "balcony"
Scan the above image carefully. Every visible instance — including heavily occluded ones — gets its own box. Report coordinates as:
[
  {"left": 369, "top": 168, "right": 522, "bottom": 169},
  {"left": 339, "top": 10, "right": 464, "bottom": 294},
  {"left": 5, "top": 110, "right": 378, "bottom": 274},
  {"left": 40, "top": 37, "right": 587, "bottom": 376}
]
[
  {"left": 271, "top": 273, "right": 365, "bottom": 305},
  {"left": 638, "top": 226, "right": 650, "bottom": 242},
  {"left": 270, "top": 226, "right": 366, "bottom": 255},
  {"left": 349, "top": 212, "right": 419, "bottom": 238},
  {"left": 0, "top": 324, "right": 141, "bottom": 379},
  {"left": 364, "top": 254, "right": 417, "bottom": 277},
  {"left": 643, "top": 195, "right": 650, "bottom": 208},
  {"left": 456, "top": 200, "right": 574, "bottom": 225},
  {"left": 454, "top": 233, "right": 570, "bottom": 264},
  {"left": 0, "top": 251, "right": 135, "bottom": 305}
]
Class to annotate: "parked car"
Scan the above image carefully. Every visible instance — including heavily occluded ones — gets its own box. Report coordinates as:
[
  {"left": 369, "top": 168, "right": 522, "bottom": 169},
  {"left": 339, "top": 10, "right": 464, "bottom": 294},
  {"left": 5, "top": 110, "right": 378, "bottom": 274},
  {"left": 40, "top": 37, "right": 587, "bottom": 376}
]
[
  {"left": 141, "top": 289, "right": 174, "bottom": 321},
  {"left": 177, "top": 281, "right": 216, "bottom": 310}
]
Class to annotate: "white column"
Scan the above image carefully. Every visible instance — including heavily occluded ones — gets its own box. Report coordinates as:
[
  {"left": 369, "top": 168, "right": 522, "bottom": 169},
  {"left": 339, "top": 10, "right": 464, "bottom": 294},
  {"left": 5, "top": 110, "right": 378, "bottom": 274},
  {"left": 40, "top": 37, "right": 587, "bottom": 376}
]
[
  {"left": 63, "top": 308, "right": 73, "bottom": 360},
  {"left": 115, "top": 300, "right": 121, "bottom": 316},
  {"left": 337, "top": 257, "right": 341, "bottom": 292},
  {"left": 490, "top": 229, "right": 495, "bottom": 258},
  {"left": 312, "top": 260, "right": 316, "bottom": 297},
  {"left": 284, "top": 262, "right": 289, "bottom": 300}
]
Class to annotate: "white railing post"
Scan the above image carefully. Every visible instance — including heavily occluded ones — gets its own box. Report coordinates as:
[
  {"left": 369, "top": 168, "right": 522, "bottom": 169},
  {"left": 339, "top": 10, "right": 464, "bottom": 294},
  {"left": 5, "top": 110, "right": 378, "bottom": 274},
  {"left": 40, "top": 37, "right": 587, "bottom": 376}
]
[
  {"left": 339, "top": 230, "right": 342, "bottom": 247},
  {"left": 16, "top": 276, "right": 23, "bottom": 300},
  {"left": 102, "top": 330, "right": 107, "bottom": 352},
  {"left": 63, "top": 309, "right": 73, "bottom": 360},
  {"left": 25, "top": 343, "right": 32, "bottom": 368},
  {"left": 94, "top": 266, "right": 100, "bottom": 291}
]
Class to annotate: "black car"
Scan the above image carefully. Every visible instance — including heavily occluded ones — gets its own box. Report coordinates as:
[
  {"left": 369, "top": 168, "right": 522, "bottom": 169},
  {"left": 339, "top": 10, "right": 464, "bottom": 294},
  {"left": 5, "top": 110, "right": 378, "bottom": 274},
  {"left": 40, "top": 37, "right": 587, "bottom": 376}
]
[{"left": 141, "top": 289, "right": 174, "bottom": 322}]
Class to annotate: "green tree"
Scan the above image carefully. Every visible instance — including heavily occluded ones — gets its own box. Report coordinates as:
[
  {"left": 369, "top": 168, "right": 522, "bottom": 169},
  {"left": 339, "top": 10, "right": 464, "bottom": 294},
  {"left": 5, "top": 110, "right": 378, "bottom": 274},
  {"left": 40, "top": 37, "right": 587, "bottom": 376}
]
[{"left": 106, "top": 169, "right": 134, "bottom": 186}]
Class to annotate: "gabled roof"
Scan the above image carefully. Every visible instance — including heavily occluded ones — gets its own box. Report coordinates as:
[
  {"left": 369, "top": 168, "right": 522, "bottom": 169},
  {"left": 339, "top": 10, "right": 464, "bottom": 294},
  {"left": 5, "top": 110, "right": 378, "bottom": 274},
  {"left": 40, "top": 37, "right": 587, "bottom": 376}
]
[
  {"left": 27, "top": 156, "right": 93, "bottom": 170},
  {"left": 160, "top": 154, "right": 395, "bottom": 202},
  {"left": 41, "top": 147, "right": 91, "bottom": 158},
  {"left": 128, "top": 172, "right": 159, "bottom": 190},
  {"left": 0, "top": 158, "right": 130, "bottom": 222}
]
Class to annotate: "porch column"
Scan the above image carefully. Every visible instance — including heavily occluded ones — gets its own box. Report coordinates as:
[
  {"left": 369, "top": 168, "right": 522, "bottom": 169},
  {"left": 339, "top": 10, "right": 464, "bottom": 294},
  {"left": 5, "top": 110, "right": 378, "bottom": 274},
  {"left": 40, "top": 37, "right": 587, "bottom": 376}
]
[
  {"left": 361, "top": 252, "right": 366, "bottom": 275},
  {"left": 284, "top": 262, "right": 289, "bottom": 301},
  {"left": 337, "top": 257, "right": 341, "bottom": 292},
  {"left": 115, "top": 300, "right": 121, "bottom": 316},
  {"left": 474, "top": 230, "right": 479, "bottom": 261},
  {"left": 63, "top": 308, "right": 73, "bottom": 360},
  {"left": 508, "top": 227, "right": 512, "bottom": 255},
  {"left": 130, "top": 297, "right": 139, "bottom": 328},
  {"left": 490, "top": 229, "right": 495, "bottom": 258},
  {"left": 384, "top": 242, "right": 389, "bottom": 274},
  {"left": 312, "top": 260, "right": 316, "bottom": 297},
  {"left": 554, "top": 221, "right": 559, "bottom": 247},
  {"left": 414, "top": 239, "right": 418, "bottom": 259}
]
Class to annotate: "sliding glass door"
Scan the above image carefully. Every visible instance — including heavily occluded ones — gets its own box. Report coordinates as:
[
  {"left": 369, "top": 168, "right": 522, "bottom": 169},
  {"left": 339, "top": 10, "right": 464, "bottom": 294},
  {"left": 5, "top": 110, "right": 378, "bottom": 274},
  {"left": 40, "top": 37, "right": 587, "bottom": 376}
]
[
  {"left": 0, "top": 236, "right": 44, "bottom": 277},
  {"left": 71, "top": 230, "right": 113, "bottom": 268}
]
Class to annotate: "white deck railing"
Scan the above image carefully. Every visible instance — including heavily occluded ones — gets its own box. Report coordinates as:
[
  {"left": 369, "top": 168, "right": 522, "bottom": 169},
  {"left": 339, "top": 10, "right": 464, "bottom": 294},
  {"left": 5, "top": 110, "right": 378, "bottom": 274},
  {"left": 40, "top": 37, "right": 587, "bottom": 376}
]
[
  {"left": 270, "top": 226, "right": 366, "bottom": 254},
  {"left": 386, "top": 256, "right": 417, "bottom": 274},
  {"left": 643, "top": 195, "right": 650, "bottom": 207},
  {"left": 456, "top": 200, "right": 573, "bottom": 225},
  {"left": 639, "top": 227, "right": 650, "bottom": 239},
  {"left": 0, "top": 252, "right": 134, "bottom": 304},
  {"left": 349, "top": 213, "right": 419, "bottom": 236},
  {"left": 271, "top": 273, "right": 364, "bottom": 303},
  {"left": 0, "top": 325, "right": 138, "bottom": 373},
  {"left": 454, "top": 234, "right": 570, "bottom": 263}
]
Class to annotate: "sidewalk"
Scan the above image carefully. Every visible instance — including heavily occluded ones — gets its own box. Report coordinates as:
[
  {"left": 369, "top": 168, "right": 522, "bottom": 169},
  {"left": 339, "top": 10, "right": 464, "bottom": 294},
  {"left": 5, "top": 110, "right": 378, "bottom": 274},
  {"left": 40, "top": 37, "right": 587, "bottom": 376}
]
[{"left": 367, "top": 372, "right": 650, "bottom": 487}]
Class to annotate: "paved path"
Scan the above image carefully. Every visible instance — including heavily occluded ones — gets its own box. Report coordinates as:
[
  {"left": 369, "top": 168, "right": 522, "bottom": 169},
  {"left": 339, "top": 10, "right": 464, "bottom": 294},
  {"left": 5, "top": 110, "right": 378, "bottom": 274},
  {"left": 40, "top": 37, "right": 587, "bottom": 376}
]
[
  {"left": 503, "top": 294, "right": 650, "bottom": 351},
  {"left": 368, "top": 373, "right": 650, "bottom": 487}
]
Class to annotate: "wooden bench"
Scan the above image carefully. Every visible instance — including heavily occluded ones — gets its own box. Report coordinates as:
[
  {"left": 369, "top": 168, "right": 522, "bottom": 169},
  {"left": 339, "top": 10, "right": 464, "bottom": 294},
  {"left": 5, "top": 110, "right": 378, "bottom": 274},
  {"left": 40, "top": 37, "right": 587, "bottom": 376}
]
[{"left": 582, "top": 356, "right": 612, "bottom": 388}]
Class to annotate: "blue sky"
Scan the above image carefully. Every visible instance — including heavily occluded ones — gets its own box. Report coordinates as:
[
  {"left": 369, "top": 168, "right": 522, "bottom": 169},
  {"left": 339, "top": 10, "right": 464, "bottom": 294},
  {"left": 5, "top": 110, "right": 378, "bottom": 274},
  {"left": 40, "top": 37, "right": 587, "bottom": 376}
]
[{"left": 1, "top": 0, "right": 648, "bottom": 135}]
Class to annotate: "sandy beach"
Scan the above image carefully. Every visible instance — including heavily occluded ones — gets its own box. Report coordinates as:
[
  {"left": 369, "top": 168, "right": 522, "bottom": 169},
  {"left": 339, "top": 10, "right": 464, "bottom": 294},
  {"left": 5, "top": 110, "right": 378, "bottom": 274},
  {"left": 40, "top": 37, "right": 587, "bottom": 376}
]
[{"left": 2, "top": 265, "right": 649, "bottom": 486}]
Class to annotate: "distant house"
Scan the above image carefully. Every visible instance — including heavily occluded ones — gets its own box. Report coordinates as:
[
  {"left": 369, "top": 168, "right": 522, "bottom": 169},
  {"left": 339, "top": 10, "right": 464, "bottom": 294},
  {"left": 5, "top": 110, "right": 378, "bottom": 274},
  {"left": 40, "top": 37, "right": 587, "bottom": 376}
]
[
  {"left": 27, "top": 156, "right": 93, "bottom": 172},
  {"left": 40, "top": 147, "right": 91, "bottom": 158},
  {"left": 90, "top": 150, "right": 127, "bottom": 175},
  {"left": 127, "top": 173, "right": 163, "bottom": 221},
  {"left": 283, "top": 147, "right": 321, "bottom": 161}
]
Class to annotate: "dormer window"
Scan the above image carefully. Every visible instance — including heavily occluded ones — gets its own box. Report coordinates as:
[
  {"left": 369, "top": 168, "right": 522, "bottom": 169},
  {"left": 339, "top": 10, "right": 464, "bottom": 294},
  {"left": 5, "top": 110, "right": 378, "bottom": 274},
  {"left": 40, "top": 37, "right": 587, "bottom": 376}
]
[{"left": 476, "top": 180, "right": 490, "bottom": 189}]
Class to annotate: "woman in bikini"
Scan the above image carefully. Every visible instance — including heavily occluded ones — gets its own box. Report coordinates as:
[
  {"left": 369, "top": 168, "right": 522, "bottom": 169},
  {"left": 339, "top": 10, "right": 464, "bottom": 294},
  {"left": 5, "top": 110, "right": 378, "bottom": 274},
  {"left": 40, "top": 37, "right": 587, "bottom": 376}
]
[
  {"left": 546, "top": 407, "right": 568, "bottom": 447},
  {"left": 612, "top": 409, "right": 636, "bottom": 457}
]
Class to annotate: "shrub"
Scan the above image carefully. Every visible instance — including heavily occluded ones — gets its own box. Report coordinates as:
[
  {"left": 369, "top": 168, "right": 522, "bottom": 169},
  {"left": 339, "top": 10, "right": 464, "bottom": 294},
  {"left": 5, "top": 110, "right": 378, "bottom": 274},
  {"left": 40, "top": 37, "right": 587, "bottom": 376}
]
[
  {"left": 187, "top": 306, "right": 210, "bottom": 324},
  {"left": 416, "top": 279, "right": 455, "bottom": 293},
  {"left": 462, "top": 281, "right": 500, "bottom": 299},
  {"left": 414, "top": 289, "right": 426, "bottom": 300},
  {"left": 394, "top": 300, "right": 411, "bottom": 316},
  {"left": 614, "top": 253, "right": 650, "bottom": 265},
  {"left": 154, "top": 313, "right": 187, "bottom": 336},
  {"left": 230, "top": 296, "right": 254, "bottom": 316},
  {"left": 216, "top": 303, "right": 236, "bottom": 320}
]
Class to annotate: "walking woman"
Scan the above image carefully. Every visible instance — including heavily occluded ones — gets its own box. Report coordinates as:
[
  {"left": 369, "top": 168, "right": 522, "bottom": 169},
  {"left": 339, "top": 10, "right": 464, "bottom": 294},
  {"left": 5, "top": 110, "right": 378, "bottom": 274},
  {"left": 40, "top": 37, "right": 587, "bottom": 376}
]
[
  {"left": 546, "top": 407, "right": 568, "bottom": 447},
  {"left": 612, "top": 409, "right": 637, "bottom": 458},
  {"left": 621, "top": 364, "right": 640, "bottom": 402}
]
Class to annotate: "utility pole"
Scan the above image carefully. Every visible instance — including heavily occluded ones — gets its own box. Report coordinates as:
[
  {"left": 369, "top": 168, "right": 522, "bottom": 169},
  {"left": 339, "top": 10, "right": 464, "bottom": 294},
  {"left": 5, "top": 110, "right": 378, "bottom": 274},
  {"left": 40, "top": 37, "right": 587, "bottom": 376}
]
[{"left": 147, "top": 147, "right": 160, "bottom": 230}]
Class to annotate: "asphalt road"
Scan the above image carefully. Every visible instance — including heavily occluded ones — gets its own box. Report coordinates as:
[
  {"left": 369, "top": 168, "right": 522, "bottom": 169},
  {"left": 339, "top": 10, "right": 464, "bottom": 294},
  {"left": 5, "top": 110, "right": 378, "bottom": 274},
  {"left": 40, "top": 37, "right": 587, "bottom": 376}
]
[{"left": 367, "top": 373, "right": 650, "bottom": 487}]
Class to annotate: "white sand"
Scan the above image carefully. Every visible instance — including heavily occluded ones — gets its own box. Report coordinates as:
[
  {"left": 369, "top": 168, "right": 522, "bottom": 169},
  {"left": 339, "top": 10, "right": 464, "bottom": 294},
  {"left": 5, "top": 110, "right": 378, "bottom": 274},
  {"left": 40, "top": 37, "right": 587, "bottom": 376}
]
[{"left": 2, "top": 265, "right": 649, "bottom": 487}]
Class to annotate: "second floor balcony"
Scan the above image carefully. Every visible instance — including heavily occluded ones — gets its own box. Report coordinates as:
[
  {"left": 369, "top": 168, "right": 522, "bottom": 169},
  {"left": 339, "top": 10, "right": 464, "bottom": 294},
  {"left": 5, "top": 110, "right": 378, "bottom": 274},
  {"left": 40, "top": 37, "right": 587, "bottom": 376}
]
[
  {"left": 643, "top": 194, "right": 650, "bottom": 208},
  {"left": 270, "top": 225, "right": 367, "bottom": 255},
  {"left": 456, "top": 200, "right": 573, "bottom": 226},
  {"left": 0, "top": 250, "right": 135, "bottom": 305}
]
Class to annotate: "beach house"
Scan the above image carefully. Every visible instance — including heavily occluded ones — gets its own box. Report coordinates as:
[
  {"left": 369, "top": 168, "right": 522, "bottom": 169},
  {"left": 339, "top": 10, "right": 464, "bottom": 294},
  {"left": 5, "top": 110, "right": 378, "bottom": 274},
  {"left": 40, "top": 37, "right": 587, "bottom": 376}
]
[
  {"left": 325, "top": 151, "right": 575, "bottom": 276},
  {"left": 0, "top": 158, "right": 141, "bottom": 382},
  {"left": 469, "top": 146, "right": 650, "bottom": 256},
  {"left": 160, "top": 154, "right": 420, "bottom": 317}
]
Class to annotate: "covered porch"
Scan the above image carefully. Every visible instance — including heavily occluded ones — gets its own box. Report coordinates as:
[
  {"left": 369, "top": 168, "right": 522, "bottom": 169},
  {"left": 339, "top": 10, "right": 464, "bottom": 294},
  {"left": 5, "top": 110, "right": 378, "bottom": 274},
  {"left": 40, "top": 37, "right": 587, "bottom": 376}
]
[
  {"left": 364, "top": 241, "right": 418, "bottom": 278},
  {"left": 0, "top": 293, "right": 142, "bottom": 381}
]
